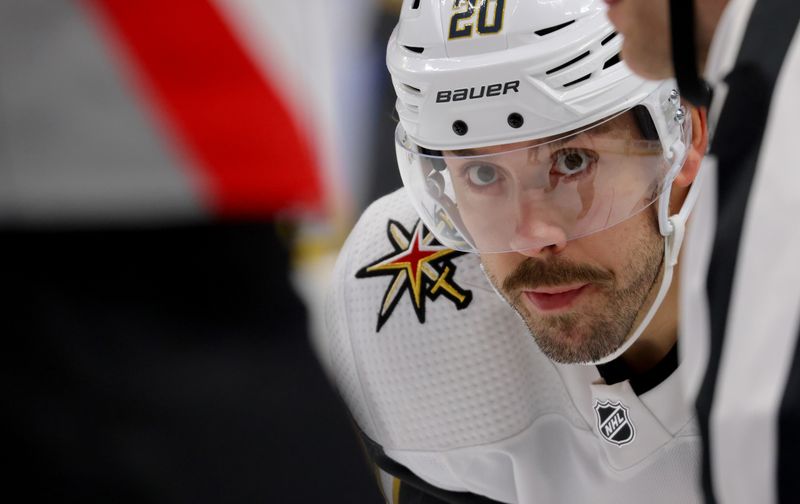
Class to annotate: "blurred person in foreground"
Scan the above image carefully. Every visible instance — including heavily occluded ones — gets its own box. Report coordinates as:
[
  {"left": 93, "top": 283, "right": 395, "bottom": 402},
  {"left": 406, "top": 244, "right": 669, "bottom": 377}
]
[
  {"left": 3, "top": 1, "right": 379, "bottom": 502},
  {"left": 606, "top": 1, "right": 800, "bottom": 502},
  {"left": 324, "top": 1, "right": 710, "bottom": 502}
]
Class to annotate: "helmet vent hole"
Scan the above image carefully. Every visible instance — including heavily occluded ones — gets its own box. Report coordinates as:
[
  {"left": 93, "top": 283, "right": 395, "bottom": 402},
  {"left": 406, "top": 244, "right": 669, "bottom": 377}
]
[
  {"left": 601, "top": 32, "right": 618, "bottom": 45},
  {"left": 411, "top": 0, "right": 421, "bottom": 9},
  {"left": 507, "top": 113, "right": 524, "bottom": 129},
  {"left": 546, "top": 51, "right": 590, "bottom": 75},
  {"left": 403, "top": 45, "right": 425, "bottom": 54},
  {"left": 534, "top": 20, "right": 576, "bottom": 36},
  {"left": 400, "top": 83, "right": 422, "bottom": 95},
  {"left": 452, "top": 120, "right": 468, "bottom": 136},
  {"left": 563, "top": 74, "right": 592, "bottom": 88},
  {"left": 603, "top": 53, "right": 622, "bottom": 69}
]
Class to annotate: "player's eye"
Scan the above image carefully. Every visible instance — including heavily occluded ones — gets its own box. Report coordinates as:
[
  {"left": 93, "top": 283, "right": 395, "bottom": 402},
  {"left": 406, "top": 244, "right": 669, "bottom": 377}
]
[
  {"left": 465, "top": 163, "right": 500, "bottom": 187},
  {"left": 551, "top": 148, "right": 598, "bottom": 178}
]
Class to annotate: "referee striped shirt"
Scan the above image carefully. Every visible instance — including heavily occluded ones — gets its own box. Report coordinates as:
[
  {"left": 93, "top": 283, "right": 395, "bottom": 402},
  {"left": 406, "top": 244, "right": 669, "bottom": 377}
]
[{"left": 679, "top": 0, "right": 800, "bottom": 502}]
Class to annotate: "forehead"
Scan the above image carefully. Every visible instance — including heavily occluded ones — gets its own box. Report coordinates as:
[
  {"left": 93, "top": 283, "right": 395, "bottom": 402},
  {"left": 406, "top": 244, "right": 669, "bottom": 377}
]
[{"left": 448, "top": 110, "right": 641, "bottom": 157}]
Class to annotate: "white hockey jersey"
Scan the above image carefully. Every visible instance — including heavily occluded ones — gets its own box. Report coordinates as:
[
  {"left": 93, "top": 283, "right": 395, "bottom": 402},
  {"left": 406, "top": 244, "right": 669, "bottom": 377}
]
[{"left": 325, "top": 189, "right": 703, "bottom": 504}]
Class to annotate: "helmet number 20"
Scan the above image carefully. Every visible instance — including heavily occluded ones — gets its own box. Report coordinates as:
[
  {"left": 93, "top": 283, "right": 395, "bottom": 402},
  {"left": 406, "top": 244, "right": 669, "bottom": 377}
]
[{"left": 449, "top": 0, "right": 505, "bottom": 39}]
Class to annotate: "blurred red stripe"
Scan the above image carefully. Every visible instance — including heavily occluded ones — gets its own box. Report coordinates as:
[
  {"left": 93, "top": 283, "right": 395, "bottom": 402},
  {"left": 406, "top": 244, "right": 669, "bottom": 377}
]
[{"left": 86, "top": 0, "right": 323, "bottom": 217}]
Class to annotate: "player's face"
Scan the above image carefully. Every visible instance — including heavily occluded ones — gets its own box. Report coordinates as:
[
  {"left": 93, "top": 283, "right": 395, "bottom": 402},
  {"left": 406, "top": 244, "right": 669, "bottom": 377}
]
[
  {"left": 464, "top": 113, "right": 667, "bottom": 364},
  {"left": 480, "top": 204, "right": 663, "bottom": 363}
]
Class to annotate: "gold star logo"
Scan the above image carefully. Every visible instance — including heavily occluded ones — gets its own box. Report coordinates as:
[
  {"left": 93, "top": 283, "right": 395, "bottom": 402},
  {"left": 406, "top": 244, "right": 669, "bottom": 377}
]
[{"left": 356, "top": 220, "right": 472, "bottom": 332}]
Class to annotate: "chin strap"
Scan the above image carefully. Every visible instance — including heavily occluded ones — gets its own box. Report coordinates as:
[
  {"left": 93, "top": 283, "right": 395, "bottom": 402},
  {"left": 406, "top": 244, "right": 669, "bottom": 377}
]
[{"left": 669, "top": 0, "right": 713, "bottom": 108}]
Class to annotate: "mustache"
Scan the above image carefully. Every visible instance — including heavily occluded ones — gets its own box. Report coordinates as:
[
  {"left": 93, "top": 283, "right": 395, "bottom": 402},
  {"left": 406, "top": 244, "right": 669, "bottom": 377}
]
[{"left": 502, "top": 257, "right": 614, "bottom": 292}]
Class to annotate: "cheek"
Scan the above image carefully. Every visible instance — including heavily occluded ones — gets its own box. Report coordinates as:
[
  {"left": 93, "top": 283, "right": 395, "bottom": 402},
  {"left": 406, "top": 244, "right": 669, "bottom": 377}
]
[
  {"left": 569, "top": 234, "right": 620, "bottom": 275},
  {"left": 575, "top": 209, "right": 659, "bottom": 276}
]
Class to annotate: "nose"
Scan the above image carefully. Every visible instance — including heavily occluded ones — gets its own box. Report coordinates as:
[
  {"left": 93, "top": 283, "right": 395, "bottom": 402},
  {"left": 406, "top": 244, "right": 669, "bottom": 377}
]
[{"left": 509, "top": 200, "right": 568, "bottom": 256}]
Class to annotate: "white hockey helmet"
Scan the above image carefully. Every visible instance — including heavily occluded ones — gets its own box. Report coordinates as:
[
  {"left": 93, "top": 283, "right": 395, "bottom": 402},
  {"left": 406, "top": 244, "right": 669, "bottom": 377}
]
[{"left": 388, "top": 0, "right": 692, "bottom": 255}]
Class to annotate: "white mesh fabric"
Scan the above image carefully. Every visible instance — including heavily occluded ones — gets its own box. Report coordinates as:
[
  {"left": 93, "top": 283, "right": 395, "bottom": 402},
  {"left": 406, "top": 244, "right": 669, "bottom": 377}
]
[
  {"left": 326, "top": 188, "right": 584, "bottom": 451},
  {"left": 325, "top": 216, "right": 380, "bottom": 441}
]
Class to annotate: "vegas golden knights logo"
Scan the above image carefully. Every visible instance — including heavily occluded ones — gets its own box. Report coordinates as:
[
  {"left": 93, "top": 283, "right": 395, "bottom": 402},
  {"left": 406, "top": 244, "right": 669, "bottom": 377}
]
[
  {"left": 594, "top": 400, "right": 636, "bottom": 446},
  {"left": 356, "top": 219, "right": 472, "bottom": 332}
]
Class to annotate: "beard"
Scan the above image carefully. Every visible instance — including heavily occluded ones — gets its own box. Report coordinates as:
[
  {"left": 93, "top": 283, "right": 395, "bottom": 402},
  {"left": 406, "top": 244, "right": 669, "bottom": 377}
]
[{"left": 484, "top": 221, "right": 664, "bottom": 364}]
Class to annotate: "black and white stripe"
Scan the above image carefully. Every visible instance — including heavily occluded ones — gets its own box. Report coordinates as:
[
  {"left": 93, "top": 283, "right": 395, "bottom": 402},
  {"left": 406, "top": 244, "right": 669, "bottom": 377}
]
[{"left": 696, "top": 0, "right": 800, "bottom": 502}]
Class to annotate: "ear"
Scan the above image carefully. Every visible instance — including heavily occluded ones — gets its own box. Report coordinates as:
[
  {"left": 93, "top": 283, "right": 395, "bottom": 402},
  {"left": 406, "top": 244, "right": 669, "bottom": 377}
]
[{"left": 673, "top": 105, "right": 709, "bottom": 188}]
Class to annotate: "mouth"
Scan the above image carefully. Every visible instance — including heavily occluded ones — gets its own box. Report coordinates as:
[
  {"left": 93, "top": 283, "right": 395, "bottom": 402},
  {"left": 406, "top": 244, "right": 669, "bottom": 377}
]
[{"left": 523, "top": 283, "right": 589, "bottom": 312}]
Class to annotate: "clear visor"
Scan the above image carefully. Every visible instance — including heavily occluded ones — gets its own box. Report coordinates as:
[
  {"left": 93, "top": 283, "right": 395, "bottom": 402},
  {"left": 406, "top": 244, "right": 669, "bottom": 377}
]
[{"left": 395, "top": 108, "right": 690, "bottom": 253}]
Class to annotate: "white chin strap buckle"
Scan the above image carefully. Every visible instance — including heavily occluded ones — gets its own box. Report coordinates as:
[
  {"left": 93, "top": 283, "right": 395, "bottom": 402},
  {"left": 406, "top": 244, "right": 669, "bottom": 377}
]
[{"left": 666, "top": 215, "right": 686, "bottom": 267}]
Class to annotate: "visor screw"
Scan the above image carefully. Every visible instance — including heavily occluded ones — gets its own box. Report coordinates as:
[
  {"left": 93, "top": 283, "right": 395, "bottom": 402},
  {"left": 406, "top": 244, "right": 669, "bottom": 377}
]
[
  {"left": 452, "top": 120, "right": 468, "bottom": 136},
  {"left": 675, "top": 106, "right": 687, "bottom": 124},
  {"left": 669, "top": 89, "right": 680, "bottom": 105},
  {"left": 507, "top": 112, "right": 524, "bottom": 129}
]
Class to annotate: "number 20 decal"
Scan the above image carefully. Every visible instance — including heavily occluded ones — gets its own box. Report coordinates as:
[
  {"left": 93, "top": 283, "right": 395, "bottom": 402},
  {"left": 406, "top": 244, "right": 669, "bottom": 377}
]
[{"left": 449, "top": 0, "right": 505, "bottom": 39}]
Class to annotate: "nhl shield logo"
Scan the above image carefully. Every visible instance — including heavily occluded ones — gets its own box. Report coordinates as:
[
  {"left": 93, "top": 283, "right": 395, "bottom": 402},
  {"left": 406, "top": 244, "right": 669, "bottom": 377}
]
[{"left": 594, "top": 400, "right": 635, "bottom": 446}]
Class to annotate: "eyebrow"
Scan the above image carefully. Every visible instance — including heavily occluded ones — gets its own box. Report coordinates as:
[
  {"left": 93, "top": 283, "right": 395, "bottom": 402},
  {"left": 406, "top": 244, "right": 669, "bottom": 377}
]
[
  {"left": 448, "top": 134, "right": 579, "bottom": 158},
  {"left": 448, "top": 121, "right": 621, "bottom": 157},
  {"left": 450, "top": 148, "right": 481, "bottom": 157}
]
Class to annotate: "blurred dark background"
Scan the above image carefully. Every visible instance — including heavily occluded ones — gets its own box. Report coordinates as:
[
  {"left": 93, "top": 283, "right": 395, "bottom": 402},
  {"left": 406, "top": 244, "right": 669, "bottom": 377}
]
[{"left": 3, "top": 0, "right": 403, "bottom": 501}]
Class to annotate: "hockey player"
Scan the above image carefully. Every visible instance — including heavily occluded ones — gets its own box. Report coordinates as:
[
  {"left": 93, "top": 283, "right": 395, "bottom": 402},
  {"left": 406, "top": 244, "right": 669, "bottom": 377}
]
[{"left": 325, "top": 1, "right": 709, "bottom": 502}]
